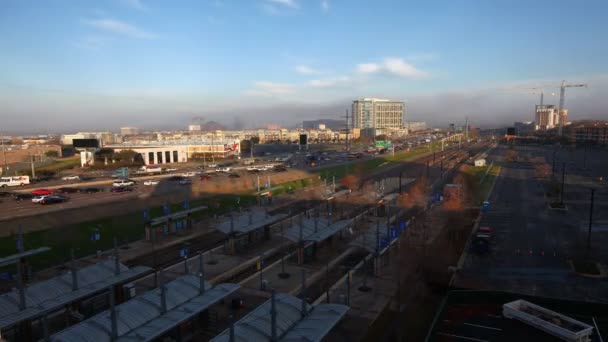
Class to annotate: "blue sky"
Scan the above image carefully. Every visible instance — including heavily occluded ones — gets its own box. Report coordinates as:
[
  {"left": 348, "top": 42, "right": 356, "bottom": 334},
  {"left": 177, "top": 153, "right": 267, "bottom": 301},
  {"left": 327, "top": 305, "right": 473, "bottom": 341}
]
[{"left": 1, "top": 0, "right": 607, "bottom": 132}]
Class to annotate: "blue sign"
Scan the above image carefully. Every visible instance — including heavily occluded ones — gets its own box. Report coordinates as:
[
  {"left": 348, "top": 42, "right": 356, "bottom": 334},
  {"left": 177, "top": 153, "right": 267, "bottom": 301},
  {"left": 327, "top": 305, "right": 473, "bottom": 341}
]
[
  {"left": 163, "top": 205, "right": 170, "bottom": 215},
  {"left": 265, "top": 182, "right": 269, "bottom": 189},
  {"left": 380, "top": 237, "right": 388, "bottom": 249},
  {"left": 179, "top": 248, "right": 189, "bottom": 258},
  {"left": 482, "top": 201, "right": 491, "bottom": 212},
  {"left": 143, "top": 209, "right": 150, "bottom": 220},
  {"left": 90, "top": 232, "right": 100, "bottom": 241},
  {"left": 0, "top": 272, "right": 12, "bottom": 280},
  {"left": 433, "top": 192, "right": 441, "bottom": 203},
  {"left": 183, "top": 200, "right": 189, "bottom": 209},
  {"left": 390, "top": 227, "right": 397, "bottom": 239},
  {"left": 15, "top": 238, "right": 23, "bottom": 252}
]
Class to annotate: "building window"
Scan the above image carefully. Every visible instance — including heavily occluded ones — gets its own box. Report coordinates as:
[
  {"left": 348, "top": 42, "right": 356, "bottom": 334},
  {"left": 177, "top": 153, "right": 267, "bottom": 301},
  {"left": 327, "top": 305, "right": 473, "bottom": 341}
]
[
  {"left": 173, "top": 151, "right": 178, "bottom": 163},
  {"left": 148, "top": 152, "right": 154, "bottom": 164},
  {"left": 165, "top": 151, "right": 171, "bottom": 163},
  {"left": 157, "top": 151, "right": 163, "bottom": 164}
]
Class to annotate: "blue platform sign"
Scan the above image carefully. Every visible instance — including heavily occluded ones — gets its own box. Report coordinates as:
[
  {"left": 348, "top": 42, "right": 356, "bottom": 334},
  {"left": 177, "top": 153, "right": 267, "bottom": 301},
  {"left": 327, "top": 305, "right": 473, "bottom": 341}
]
[
  {"left": 0, "top": 272, "right": 12, "bottom": 280},
  {"left": 163, "top": 204, "right": 170, "bottom": 215},
  {"left": 380, "top": 237, "right": 388, "bottom": 249},
  {"left": 265, "top": 182, "right": 269, "bottom": 189},
  {"left": 183, "top": 200, "right": 189, "bottom": 209},
  {"left": 390, "top": 227, "right": 398, "bottom": 239},
  {"left": 482, "top": 201, "right": 491, "bottom": 212},
  {"left": 90, "top": 232, "right": 100, "bottom": 241},
  {"left": 179, "top": 248, "right": 189, "bottom": 258},
  {"left": 143, "top": 208, "right": 150, "bottom": 221}
]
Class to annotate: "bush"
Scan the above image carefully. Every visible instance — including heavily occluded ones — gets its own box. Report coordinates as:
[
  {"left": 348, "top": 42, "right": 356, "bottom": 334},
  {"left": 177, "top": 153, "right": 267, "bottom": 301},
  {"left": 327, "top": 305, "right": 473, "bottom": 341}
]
[{"left": 45, "top": 150, "right": 59, "bottom": 158}]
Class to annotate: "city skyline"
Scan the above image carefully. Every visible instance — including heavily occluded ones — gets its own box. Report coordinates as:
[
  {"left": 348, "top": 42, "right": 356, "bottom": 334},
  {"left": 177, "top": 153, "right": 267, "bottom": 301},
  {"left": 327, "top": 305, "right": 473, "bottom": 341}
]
[{"left": 1, "top": 0, "right": 608, "bottom": 132}]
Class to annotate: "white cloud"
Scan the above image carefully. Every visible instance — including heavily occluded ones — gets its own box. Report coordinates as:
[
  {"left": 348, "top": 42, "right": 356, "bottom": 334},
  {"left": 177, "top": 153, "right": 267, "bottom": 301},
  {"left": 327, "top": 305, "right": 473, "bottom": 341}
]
[
  {"left": 308, "top": 76, "right": 349, "bottom": 88},
  {"left": 295, "top": 65, "right": 320, "bottom": 75},
  {"left": 267, "top": 0, "right": 298, "bottom": 8},
  {"left": 357, "top": 58, "right": 427, "bottom": 78},
  {"left": 356, "top": 63, "right": 380, "bottom": 74},
  {"left": 321, "top": 0, "right": 329, "bottom": 12},
  {"left": 123, "top": 0, "right": 145, "bottom": 10},
  {"left": 84, "top": 18, "right": 159, "bottom": 39},
  {"left": 245, "top": 81, "right": 297, "bottom": 96},
  {"left": 383, "top": 58, "right": 428, "bottom": 78}
]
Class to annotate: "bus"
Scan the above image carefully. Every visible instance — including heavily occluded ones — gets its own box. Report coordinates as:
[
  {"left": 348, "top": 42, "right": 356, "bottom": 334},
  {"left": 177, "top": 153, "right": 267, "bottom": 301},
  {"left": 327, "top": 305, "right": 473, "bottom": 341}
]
[{"left": 0, "top": 176, "right": 30, "bottom": 187}]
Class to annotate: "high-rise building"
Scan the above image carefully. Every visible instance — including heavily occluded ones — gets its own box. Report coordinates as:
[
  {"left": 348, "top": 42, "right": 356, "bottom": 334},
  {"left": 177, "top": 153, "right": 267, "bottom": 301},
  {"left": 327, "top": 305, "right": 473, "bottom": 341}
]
[
  {"left": 352, "top": 98, "right": 405, "bottom": 129},
  {"left": 188, "top": 124, "right": 201, "bottom": 131},
  {"left": 535, "top": 105, "right": 558, "bottom": 130},
  {"left": 120, "top": 127, "right": 140, "bottom": 136}
]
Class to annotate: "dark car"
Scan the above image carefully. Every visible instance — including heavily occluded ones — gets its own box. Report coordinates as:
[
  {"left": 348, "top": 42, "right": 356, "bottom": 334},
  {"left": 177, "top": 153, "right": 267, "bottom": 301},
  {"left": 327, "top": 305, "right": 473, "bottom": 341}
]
[
  {"left": 273, "top": 166, "right": 287, "bottom": 172},
  {"left": 111, "top": 186, "right": 133, "bottom": 193},
  {"left": 0, "top": 191, "right": 13, "bottom": 198},
  {"left": 14, "top": 193, "right": 35, "bottom": 201},
  {"left": 55, "top": 187, "right": 79, "bottom": 194},
  {"left": 40, "top": 195, "right": 68, "bottom": 205},
  {"left": 168, "top": 176, "right": 185, "bottom": 182},
  {"left": 80, "top": 187, "right": 103, "bottom": 193},
  {"left": 228, "top": 173, "right": 240, "bottom": 178}
]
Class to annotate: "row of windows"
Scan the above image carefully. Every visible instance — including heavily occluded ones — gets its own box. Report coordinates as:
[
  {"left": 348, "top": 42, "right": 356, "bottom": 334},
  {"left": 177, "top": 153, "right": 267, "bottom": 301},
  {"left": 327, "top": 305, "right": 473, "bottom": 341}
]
[{"left": 147, "top": 150, "right": 179, "bottom": 164}]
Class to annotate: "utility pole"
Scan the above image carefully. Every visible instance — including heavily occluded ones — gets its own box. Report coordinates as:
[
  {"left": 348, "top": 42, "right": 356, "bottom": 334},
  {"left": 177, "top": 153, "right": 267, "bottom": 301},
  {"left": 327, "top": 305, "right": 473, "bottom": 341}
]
[
  {"left": 560, "top": 162, "right": 565, "bottom": 205},
  {"left": 586, "top": 189, "right": 595, "bottom": 256},
  {"left": 30, "top": 154, "right": 36, "bottom": 179},
  {"left": 1, "top": 135, "right": 7, "bottom": 176}
]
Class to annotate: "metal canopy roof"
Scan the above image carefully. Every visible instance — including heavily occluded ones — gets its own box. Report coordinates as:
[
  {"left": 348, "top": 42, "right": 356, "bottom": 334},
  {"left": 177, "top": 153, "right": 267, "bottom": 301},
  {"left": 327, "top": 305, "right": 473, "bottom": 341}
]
[
  {"left": 51, "top": 274, "right": 239, "bottom": 342},
  {"left": 215, "top": 209, "right": 288, "bottom": 235},
  {"left": 350, "top": 229, "right": 390, "bottom": 253},
  {"left": 149, "top": 206, "right": 207, "bottom": 226},
  {"left": 0, "top": 260, "right": 150, "bottom": 330},
  {"left": 280, "top": 304, "right": 349, "bottom": 342},
  {"left": 211, "top": 293, "right": 348, "bottom": 342},
  {"left": 283, "top": 217, "right": 352, "bottom": 243},
  {"left": 0, "top": 247, "right": 50, "bottom": 267}
]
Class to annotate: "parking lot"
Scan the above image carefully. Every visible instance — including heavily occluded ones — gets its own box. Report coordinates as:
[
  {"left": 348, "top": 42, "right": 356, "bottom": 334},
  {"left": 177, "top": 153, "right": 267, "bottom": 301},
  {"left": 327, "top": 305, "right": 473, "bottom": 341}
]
[{"left": 454, "top": 144, "right": 608, "bottom": 302}]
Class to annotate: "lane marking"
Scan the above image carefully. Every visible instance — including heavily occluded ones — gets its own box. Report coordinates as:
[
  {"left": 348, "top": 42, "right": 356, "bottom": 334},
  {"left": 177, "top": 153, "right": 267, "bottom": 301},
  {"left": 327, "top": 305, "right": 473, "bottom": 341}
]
[
  {"left": 437, "top": 332, "right": 489, "bottom": 342},
  {"left": 463, "top": 322, "right": 502, "bottom": 331}
]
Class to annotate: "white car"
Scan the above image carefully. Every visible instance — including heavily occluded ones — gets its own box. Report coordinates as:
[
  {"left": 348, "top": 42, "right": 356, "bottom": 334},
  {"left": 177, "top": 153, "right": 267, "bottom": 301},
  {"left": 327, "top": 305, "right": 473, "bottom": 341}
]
[
  {"left": 144, "top": 180, "right": 159, "bottom": 186},
  {"left": 182, "top": 172, "right": 196, "bottom": 177},
  {"left": 208, "top": 164, "right": 217, "bottom": 168},
  {"left": 246, "top": 166, "right": 258, "bottom": 171},
  {"left": 216, "top": 167, "right": 231, "bottom": 173},
  {"left": 62, "top": 175, "right": 80, "bottom": 181},
  {"left": 165, "top": 168, "right": 178, "bottom": 172},
  {"left": 113, "top": 179, "right": 135, "bottom": 187},
  {"left": 265, "top": 164, "right": 274, "bottom": 169},
  {"left": 32, "top": 195, "right": 48, "bottom": 203}
]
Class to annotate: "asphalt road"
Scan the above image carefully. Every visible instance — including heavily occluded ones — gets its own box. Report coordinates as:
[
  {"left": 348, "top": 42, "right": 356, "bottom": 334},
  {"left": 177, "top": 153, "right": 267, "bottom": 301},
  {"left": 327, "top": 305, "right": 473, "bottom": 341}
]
[{"left": 456, "top": 144, "right": 608, "bottom": 302}]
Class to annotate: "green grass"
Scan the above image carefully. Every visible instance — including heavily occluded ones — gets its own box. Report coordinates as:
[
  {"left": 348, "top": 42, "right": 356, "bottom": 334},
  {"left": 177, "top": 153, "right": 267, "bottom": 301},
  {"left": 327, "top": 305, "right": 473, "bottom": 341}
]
[
  {"left": 318, "top": 142, "right": 447, "bottom": 181},
  {"left": 463, "top": 164, "right": 501, "bottom": 203},
  {"left": 30, "top": 157, "right": 80, "bottom": 175}
]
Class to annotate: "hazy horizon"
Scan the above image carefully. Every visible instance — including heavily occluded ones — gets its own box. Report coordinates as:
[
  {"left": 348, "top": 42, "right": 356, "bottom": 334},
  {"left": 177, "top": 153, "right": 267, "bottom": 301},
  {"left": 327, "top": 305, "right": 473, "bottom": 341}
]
[{"left": 1, "top": 0, "right": 607, "bottom": 133}]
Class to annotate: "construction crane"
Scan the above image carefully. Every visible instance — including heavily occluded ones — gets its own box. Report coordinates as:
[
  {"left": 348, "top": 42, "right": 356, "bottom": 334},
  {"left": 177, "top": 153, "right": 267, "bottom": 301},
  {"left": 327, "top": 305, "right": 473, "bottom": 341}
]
[{"left": 557, "top": 80, "right": 587, "bottom": 136}]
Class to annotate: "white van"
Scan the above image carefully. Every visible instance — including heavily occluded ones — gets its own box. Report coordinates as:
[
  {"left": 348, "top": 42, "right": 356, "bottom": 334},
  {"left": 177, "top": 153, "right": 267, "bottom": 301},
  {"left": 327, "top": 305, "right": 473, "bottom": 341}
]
[{"left": 0, "top": 176, "right": 30, "bottom": 187}]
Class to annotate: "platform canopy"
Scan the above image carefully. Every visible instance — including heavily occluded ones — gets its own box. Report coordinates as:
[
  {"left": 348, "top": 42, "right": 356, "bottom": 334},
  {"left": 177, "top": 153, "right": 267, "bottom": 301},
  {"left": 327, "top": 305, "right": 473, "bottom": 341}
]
[
  {"left": 51, "top": 274, "right": 239, "bottom": 342},
  {"left": 215, "top": 209, "right": 288, "bottom": 235},
  {"left": 211, "top": 293, "right": 348, "bottom": 342},
  {"left": 0, "top": 247, "right": 50, "bottom": 267},
  {"left": 283, "top": 217, "right": 352, "bottom": 243},
  {"left": 0, "top": 260, "right": 151, "bottom": 330},
  {"left": 350, "top": 228, "right": 392, "bottom": 253}
]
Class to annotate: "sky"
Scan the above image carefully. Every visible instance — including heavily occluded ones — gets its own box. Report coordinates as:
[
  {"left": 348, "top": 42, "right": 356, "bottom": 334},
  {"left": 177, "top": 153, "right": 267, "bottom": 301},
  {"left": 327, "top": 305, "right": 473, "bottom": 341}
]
[{"left": 1, "top": 0, "right": 607, "bottom": 133}]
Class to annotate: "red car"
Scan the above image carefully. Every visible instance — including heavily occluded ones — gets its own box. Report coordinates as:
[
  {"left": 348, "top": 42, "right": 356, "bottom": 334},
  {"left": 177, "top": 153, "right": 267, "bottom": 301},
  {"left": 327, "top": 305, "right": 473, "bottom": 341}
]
[{"left": 31, "top": 189, "right": 53, "bottom": 196}]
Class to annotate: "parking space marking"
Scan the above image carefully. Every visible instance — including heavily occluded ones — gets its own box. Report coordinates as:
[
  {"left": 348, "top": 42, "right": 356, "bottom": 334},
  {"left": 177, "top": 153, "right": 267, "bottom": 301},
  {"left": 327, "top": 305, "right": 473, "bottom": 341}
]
[
  {"left": 438, "top": 332, "right": 489, "bottom": 342},
  {"left": 463, "top": 322, "right": 502, "bottom": 331}
]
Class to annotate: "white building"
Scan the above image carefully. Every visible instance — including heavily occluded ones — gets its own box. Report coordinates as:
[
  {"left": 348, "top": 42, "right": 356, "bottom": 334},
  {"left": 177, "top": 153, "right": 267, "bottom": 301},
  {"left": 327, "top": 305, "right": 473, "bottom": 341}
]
[
  {"left": 352, "top": 98, "right": 405, "bottom": 129},
  {"left": 405, "top": 121, "right": 427, "bottom": 132},
  {"left": 535, "top": 105, "right": 563, "bottom": 131},
  {"left": 188, "top": 124, "right": 201, "bottom": 131},
  {"left": 120, "top": 127, "right": 140, "bottom": 136}
]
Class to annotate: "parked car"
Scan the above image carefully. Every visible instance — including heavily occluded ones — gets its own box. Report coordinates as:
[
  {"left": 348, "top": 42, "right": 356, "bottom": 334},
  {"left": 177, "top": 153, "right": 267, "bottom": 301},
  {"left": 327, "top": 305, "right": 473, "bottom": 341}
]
[
  {"left": 144, "top": 180, "right": 159, "bottom": 186},
  {"left": 179, "top": 178, "right": 192, "bottom": 185},
  {"left": 273, "top": 166, "right": 287, "bottom": 172},
  {"left": 0, "top": 191, "right": 13, "bottom": 197},
  {"left": 61, "top": 175, "right": 80, "bottom": 181},
  {"left": 112, "top": 179, "right": 135, "bottom": 187},
  {"left": 208, "top": 164, "right": 217, "bottom": 168},
  {"left": 228, "top": 173, "right": 240, "bottom": 178},
  {"left": 31, "top": 189, "right": 53, "bottom": 196},
  {"left": 80, "top": 187, "right": 103, "bottom": 193},
  {"left": 32, "top": 195, "right": 47, "bottom": 204},
  {"left": 55, "top": 187, "right": 79, "bottom": 194},
  {"left": 40, "top": 195, "right": 68, "bottom": 204},
  {"left": 111, "top": 186, "right": 133, "bottom": 193},
  {"left": 182, "top": 172, "right": 196, "bottom": 177},
  {"left": 216, "top": 167, "right": 231, "bottom": 173},
  {"left": 14, "top": 193, "right": 35, "bottom": 201},
  {"left": 165, "top": 168, "right": 178, "bottom": 172}
]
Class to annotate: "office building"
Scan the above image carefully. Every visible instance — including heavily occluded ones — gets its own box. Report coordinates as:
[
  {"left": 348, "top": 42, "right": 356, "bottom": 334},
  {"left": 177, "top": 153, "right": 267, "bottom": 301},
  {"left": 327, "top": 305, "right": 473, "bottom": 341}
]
[
  {"left": 120, "top": 127, "right": 140, "bottom": 136},
  {"left": 535, "top": 105, "right": 558, "bottom": 130},
  {"left": 352, "top": 98, "right": 405, "bottom": 129}
]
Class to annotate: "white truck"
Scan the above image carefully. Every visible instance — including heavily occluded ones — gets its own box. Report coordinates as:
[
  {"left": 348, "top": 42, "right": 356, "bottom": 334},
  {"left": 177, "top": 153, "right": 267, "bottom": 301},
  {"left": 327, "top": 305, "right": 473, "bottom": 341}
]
[
  {"left": 136, "top": 165, "right": 163, "bottom": 174},
  {"left": 0, "top": 176, "right": 30, "bottom": 187}
]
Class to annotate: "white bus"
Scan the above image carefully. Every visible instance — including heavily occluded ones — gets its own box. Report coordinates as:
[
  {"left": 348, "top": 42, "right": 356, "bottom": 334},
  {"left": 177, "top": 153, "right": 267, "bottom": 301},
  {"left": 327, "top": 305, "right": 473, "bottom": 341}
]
[{"left": 0, "top": 176, "right": 30, "bottom": 187}]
